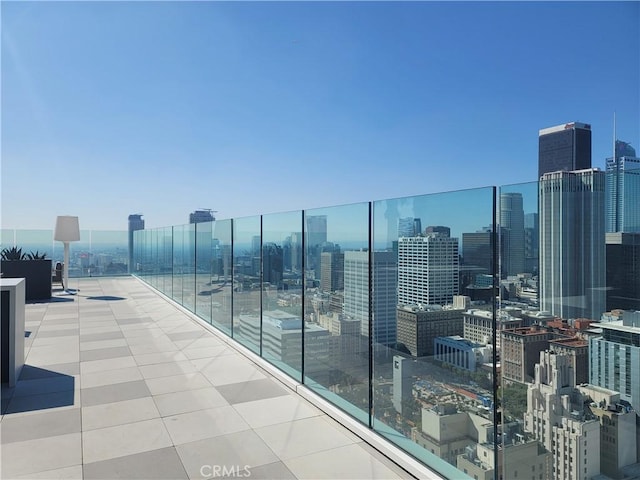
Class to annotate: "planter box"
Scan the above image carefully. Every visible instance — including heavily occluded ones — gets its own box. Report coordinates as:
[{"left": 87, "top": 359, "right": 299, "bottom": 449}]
[{"left": 0, "top": 259, "right": 52, "bottom": 301}]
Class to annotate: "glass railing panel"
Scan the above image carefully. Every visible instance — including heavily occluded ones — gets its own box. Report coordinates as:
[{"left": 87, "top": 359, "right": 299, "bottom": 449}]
[
  {"left": 150, "top": 229, "right": 159, "bottom": 289},
  {"left": 210, "top": 219, "right": 232, "bottom": 335},
  {"left": 13, "top": 229, "right": 54, "bottom": 259},
  {"left": 372, "top": 187, "right": 495, "bottom": 479},
  {"left": 497, "top": 180, "right": 552, "bottom": 479},
  {"left": 303, "top": 203, "right": 370, "bottom": 424},
  {"left": 182, "top": 223, "right": 196, "bottom": 313},
  {"left": 161, "top": 226, "right": 174, "bottom": 297},
  {"left": 173, "top": 225, "right": 185, "bottom": 306},
  {"left": 86, "top": 230, "right": 129, "bottom": 276},
  {"left": 232, "top": 216, "right": 261, "bottom": 354},
  {"left": 261, "top": 211, "right": 303, "bottom": 381},
  {"left": 195, "top": 221, "right": 213, "bottom": 323},
  {"left": 1, "top": 229, "right": 16, "bottom": 248},
  {"left": 501, "top": 173, "right": 640, "bottom": 480}
]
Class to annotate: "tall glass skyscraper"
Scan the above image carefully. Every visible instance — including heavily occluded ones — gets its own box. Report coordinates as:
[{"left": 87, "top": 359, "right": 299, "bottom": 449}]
[
  {"left": 499, "top": 192, "right": 525, "bottom": 277},
  {"left": 343, "top": 251, "right": 397, "bottom": 346},
  {"left": 538, "top": 122, "right": 592, "bottom": 178},
  {"left": 539, "top": 169, "right": 606, "bottom": 320},
  {"left": 606, "top": 140, "right": 640, "bottom": 233}
]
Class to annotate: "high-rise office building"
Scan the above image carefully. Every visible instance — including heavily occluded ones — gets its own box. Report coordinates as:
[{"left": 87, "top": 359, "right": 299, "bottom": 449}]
[
  {"left": 398, "top": 217, "right": 422, "bottom": 237},
  {"left": 320, "top": 251, "right": 344, "bottom": 293},
  {"left": 538, "top": 122, "right": 592, "bottom": 178},
  {"left": 305, "top": 215, "right": 327, "bottom": 248},
  {"left": 539, "top": 169, "right": 606, "bottom": 321},
  {"left": 589, "top": 311, "right": 640, "bottom": 412},
  {"left": 127, "top": 214, "right": 144, "bottom": 273},
  {"left": 605, "top": 232, "right": 640, "bottom": 311},
  {"left": 189, "top": 209, "right": 215, "bottom": 224},
  {"left": 606, "top": 140, "right": 640, "bottom": 233},
  {"left": 343, "top": 251, "right": 397, "bottom": 346},
  {"left": 462, "top": 230, "right": 492, "bottom": 273},
  {"left": 499, "top": 192, "right": 525, "bottom": 277},
  {"left": 398, "top": 233, "right": 459, "bottom": 307},
  {"left": 524, "top": 213, "right": 539, "bottom": 274},
  {"left": 305, "top": 215, "right": 328, "bottom": 279},
  {"left": 424, "top": 225, "right": 450, "bottom": 237}
]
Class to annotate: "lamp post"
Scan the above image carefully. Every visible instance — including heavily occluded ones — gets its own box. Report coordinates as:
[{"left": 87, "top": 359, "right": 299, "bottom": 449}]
[{"left": 54, "top": 216, "right": 80, "bottom": 294}]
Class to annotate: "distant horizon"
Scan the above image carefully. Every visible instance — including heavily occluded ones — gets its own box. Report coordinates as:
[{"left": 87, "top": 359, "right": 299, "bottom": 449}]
[{"left": 3, "top": 1, "right": 638, "bottom": 230}]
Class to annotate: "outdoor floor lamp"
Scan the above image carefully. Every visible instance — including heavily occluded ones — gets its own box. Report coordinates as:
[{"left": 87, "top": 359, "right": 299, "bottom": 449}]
[{"left": 54, "top": 215, "right": 80, "bottom": 294}]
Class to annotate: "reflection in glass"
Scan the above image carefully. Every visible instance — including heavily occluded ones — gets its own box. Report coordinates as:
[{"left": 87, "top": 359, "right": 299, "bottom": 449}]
[
  {"left": 372, "top": 188, "right": 496, "bottom": 478},
  {"left": 304, "top": 203, "right": 370, "bottom": 424},
  {"left": 210, "top": 219, "right": 232, "bottom": 335},
  {"left": 261, "top": 211, "right": 303, "bottom": 380},
  {"left": 195, "top": 222, "right": 213, "bottom": 323},
  {"left": 173, "top": 225, "right": 184, "bottom": 306},
  {"left": 232, "top": 216, "right": 261, "bottom": 354}
]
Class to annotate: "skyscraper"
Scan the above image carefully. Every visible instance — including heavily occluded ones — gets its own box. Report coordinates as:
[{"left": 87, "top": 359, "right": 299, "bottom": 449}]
[
  {"left": 605, "top": 232, "right": 640, "bottom": 311},
  {"left": 398, "top": 217, "right": 422, "bottom": 237},
  {"left": 605, "top": 140, "right": 640, "bottom": 233},
  {"left": 305, "top": 215, "right": 328, "bottom": 279},
  {"left": 397, "top": 232, "right": 459, "bottom": 307},
  {"left": 539, "top": 169, "right": 606, "bottom": 320},
  {"left": 127, "top": 214, "right": 144, "bottom": 273},
  {"left": 589, "top": 311, "right": 640, "bottom": 412},
  {"left": 499, "top": 192, "right": 525, "bottom": 277},
  {"left": 320, "top": 251, "right": 344, "bottom": 293},
  {"left": 524, "top": 213, "right": 539, "bottom": 274},
  {"left": 343, "top": 251, "right": 397, "bottom": 346},
  {"left": 189, "top": 209, "right": 215, "bottom": 224},
  {"left": 538, "top": 122, "right": 592, "bottom": 178}
]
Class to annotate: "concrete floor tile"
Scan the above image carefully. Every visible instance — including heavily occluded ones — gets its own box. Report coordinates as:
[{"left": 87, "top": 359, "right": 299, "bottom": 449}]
[
  {"left": 254, "top": 416, "right": 356, "bottom": 460},
  {"left": 83, "top": 447, "right": 188, "bottom": 479},
  {"left": 154, "top": 387, "right": 228, "bottom": 417},
  {"left": 138, "top": 360, "right": 198, "bottom": 379},
  {"left": 284, "top": 442, "right": 405, "bottom": 479},
  {"left": 81, "top": 379, "right": 151, "bottom": 407},
  {"left": 0, "top": 408, "right": 81, "bottom": 444},
  {"left": 144, "top": 372, "right": 212, "bottom": 396},
  {"left": 233, "top": 392, "right": 321, "bottom": 429},
  {"left": 162, "top": 405, "right": 250, "bottom": 445},
  {"left": 13, "top": 465, "right": 83, "bottom": 479},
  {"left": 82, "top": 397, "right": 160, "bottom": 430},
  {"left": 80, "top": 355, "right": 137, "bottom": 374},
  {"left": 175, "top": 430, "right": 279, "bottom": 478},
  {"left": 0, "top": 433, "right": 81, "bottom": 478},
  {"left": 80, "top": 346, "right": 132, "bottom": 362},
  {"left": 82, "top": 418, "right": 173, "bottom": 464},
  {"left": 80, "top": 366, "right": 143, "bottom": 389}
]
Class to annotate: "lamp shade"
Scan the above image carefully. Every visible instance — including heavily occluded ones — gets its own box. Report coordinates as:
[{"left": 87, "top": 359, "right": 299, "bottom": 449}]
[{"left": 54, "top": 216, "right": 80, "bottom": 242}]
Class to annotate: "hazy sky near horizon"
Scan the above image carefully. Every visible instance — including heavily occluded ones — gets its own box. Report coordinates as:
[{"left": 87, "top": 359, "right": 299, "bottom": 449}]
[{"left": 2, "top": 1, "right": 638, "bottom": 231}]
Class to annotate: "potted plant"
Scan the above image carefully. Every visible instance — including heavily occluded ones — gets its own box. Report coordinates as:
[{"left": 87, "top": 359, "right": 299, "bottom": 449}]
[{"left": 1, "top": 247, "right": 52, "bottom": 300}]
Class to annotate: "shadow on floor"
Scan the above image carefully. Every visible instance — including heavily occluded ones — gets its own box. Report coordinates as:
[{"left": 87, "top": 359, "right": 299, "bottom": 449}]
[
  {"left": 2, "top": 366, "right": 75, "bottom": 415},
  {"left": 27, "top": 296, "right": 75, "bottom": 304},
  {"left": 85, "top": 295, "right": 126, "bottom": 301}
]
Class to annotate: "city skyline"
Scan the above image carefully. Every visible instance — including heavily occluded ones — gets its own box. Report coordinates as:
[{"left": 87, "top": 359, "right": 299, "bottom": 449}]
[{"left": 2, "top": 1, "right": 638, "bottom": 230}]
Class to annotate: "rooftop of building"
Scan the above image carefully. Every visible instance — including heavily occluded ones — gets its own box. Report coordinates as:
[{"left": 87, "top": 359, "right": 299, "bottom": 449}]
[{"left": 1, "top": 277, "right": 431, "bottom": 480}]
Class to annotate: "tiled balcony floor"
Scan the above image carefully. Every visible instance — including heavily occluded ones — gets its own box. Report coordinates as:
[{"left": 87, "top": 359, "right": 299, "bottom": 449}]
[{"left": 1, "top": 277, "right": 421, "bottom": 480}]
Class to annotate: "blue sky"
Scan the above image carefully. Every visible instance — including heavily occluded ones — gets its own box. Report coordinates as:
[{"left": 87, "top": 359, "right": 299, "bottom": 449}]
[{"left": 2, "top": 1, "right": 638, "bottom": 230}]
